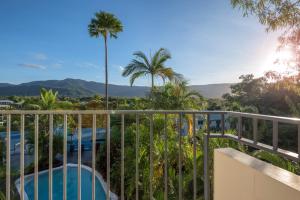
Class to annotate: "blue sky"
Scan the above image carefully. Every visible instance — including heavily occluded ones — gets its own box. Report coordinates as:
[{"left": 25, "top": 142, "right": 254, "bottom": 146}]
[{"left": 0, "top": 0, "right": 281, "bottom": 85}]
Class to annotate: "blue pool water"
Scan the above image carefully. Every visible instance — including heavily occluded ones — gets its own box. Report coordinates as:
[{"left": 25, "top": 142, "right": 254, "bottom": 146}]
[{"left": 23, "top": 165, "right": 107, "bottom": 200}]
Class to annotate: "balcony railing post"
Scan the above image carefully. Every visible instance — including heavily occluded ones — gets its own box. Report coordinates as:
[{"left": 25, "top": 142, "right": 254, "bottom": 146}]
[
  {"left": 178, "top": 113, "right": 182, "bottom": 200},
  {"left": 106, "top": 114, "right": 111, "bottom": 200},
  {"left": 92, "top": 114, "right": 96, "bottom": 200},
  {"left": 20, "top": 114, "right": 25, "bottom": 200},
  {"left": 121, "top": 114, "right": 125, "bottom": 200},
  {"left": 298, "top": 124, "right": 300, "bottom": 161},
  {"left": 193, "top": 113, "right": 197, "bottom": 200},
  {"left": 238, "top": 115, "right": 242, "bottom": 139},
  {"left": 6, "top": 114, "right": 11, "bottom": 200},
  {"left": 49, "top": 114, "right": 53, "bottom": 200},
  {"left": 135, "top": 114, "right": 139, "bottom": 200},
  {"left": 253, "top": 118, "right": 258, "bottom": 144},
  {"left": 77, "top": 114, "right": 82, "bottom": 200},
  {"left": 207, "top": 114, "right": 210, "bottom": 135},
  {"left": 164, "top": 113, "right": 168, "bottom": 200},
  {"left": 149, "top": 114, "right": 154, "bottom": 199},
  {"left": 63, "top": 114, "right": 68, "bottom": 200},
  {"left": 221, "top": 113, "right": 225, "bottom": 135},
  {"left": 273, "top": 120, "right": 278, "bottom": 151},
  {"left": 34, "top": 114, "right": 39, "bottom": 200},
  {"left": 204, "top": 133, "right": 210, "bottom": 200}
]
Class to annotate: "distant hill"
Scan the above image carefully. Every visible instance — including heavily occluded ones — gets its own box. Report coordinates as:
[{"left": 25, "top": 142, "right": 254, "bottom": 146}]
[
  {"left": 0, "top": 78, "right": 232, "bottom": 98},
  {"left": 0, "top": 83, "right": 14, "bottom": 87},
  {"left": 189, "top": 83, "right": 232, "bottom": 98}
]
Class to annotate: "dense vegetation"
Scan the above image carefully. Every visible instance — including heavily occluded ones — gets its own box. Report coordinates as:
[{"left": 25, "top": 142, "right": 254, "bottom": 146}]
[
  {"left": 0, "top": 73, "right": 300, "bottom": 199},
  {"left": 1, "top": 1, "right": 300, "bottom": 199}
]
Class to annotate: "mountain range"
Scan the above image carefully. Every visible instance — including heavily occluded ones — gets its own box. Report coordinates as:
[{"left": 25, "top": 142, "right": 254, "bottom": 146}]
[{"left": 0, "top": 78, "right": 232, "bottom": 99}]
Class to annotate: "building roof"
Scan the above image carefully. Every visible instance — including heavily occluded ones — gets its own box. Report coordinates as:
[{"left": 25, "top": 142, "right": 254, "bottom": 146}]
[{"left": 0, "top": 100, "right": 14, "bottom": 104}]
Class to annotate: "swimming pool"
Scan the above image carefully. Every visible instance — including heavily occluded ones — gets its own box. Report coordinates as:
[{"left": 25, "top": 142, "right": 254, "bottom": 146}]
[{"left": 15, "top": 164, "right": 117, "bottom": 200}]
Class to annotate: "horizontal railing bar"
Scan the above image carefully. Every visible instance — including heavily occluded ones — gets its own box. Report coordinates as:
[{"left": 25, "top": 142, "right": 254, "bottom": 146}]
[
  {"left": 0, "top": 110, "right": 227, "bottom": 115},
  {"left": 225, "top": 134, "right": 299, "bottom": 162},
  {"left": 1, "top": 109, "right": 300, "bottom": 125},
  {"left": 208, "top": 133, "right": 299, "bottom": 161},
  {"left": 228, "top": 112, "right": 300, "bottom": 124},
  {"left": 1, "top": 110, "right": 300, "bottom": 124}
]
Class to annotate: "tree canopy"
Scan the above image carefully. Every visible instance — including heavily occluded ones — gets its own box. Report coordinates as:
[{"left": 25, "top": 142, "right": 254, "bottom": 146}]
[
  {"left": 122, "top": 48, "right": 183, "bottom": 88},
  {"left": 231, "top": 0, "right": 300, "bottom": 31}
]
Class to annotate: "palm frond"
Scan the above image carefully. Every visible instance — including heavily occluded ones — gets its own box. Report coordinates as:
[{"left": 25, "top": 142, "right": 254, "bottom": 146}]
[
  {"left": 133, "top": 51, "right": 151, "bottom": 68},
  {"left": 156, "top": 50, "right": 171, "bottom": 67},
  {"left": 124, "top": 48, "right": 176, "bottom": 87},
  {"left": 151, "top": 48, "right": 166, "bottom": 67},
  {"left": 88, "top": 11, "right": 123, "bottom": 39},
  {"left": 129, "top": 71, "right": 148, "bottom": 86},
  {"left": 185, "top": 91, "right": 203, "bottom": 99},
  {"left": 122, "top": 60, "right": 148, "bottom": 77}
]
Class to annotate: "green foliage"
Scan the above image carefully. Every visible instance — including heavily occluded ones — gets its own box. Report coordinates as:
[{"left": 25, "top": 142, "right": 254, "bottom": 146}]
[
  {"left": 0, "top": 140, "right": 3, "bottom": 165},
  {"left": 253, "top": 150, "right": 300, "bottom": 174},
  {"left": 149, "top": 81, "right": 206, "bottom": 110},
  {"left": 222, "top": 73, "right": 300, "bottom": 116},
  {"left": 40, "top": 88, "right": 58, "bottom": 110},
  {"left": 97, "top": 114, "right": 209, "bottom": 199},
  {"left": 0, "top": 191, "right": 5, "bottom": 200},
  {"left": 88, "top": 11, "right": 123, "bottom": 39},
  {"left": 231, "top": 0, "right": 300, "bottom": 31},
  {"left": 122, "top": 48, "right": 183, "bottom": 88}
]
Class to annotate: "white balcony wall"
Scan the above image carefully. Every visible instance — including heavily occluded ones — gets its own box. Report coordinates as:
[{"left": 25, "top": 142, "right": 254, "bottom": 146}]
[{"left": 214, "top": 148, "right": 300, "bottom": 200}]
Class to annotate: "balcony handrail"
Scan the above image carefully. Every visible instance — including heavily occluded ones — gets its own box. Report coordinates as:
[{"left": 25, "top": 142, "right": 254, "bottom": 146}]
[
  {"left": 1, "top": 110, "right": 300, "bottom": 200},
  {"left": 1, "top": 109, "right": 300, "bottom": 123}
]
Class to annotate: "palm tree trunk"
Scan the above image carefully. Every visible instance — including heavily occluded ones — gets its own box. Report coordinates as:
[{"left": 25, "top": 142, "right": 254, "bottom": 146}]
[
  {"left": 104, "top": 35, "right": 108, "bottom": 110},
  {"left": 151, "top": 74, "right": 154, "bottom": 89}
]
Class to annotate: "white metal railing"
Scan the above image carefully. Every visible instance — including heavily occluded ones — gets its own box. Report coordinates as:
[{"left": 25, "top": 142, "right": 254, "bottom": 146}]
[{"left": 1, "top": 110, "right": 300, "bottom": 200}]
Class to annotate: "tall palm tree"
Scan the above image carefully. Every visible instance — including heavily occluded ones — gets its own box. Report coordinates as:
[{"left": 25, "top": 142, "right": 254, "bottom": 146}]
[
  {"left": 88, "top": 11, "right": 123, "bottom": 110},
  {"left": 122, "top": 48, "right": 182, "bottom": 89}
]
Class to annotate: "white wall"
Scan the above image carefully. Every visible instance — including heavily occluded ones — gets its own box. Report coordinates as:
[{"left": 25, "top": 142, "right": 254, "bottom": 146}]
[{"left": 214, "top": 148, "right": 300, "bottom": 200}]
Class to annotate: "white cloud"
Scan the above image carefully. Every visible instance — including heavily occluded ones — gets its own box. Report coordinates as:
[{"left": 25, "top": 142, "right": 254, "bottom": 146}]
[
  {"left": 111, "top": 64, "right": 124, "bottom": 72},
  {"left": 52, "top": 62, "right": 63, "bottom": 68},
  {"left": 119, "top": 66, "right": 124, "bottom": 71},
  {"left": 79, "top": 62, "right": 100, "bottom": 69},
  {"left": 18, "top": 63, "right": 46, "bottom": 70},
  {"left": 31, "top": 53, "right": 48, "bottom": 61}
]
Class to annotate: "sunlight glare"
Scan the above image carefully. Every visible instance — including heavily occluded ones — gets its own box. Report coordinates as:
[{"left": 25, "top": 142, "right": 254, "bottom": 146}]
[{"left": 263, "top": 46, "right": 297, "bottom": 76}]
